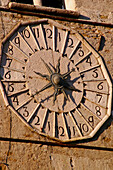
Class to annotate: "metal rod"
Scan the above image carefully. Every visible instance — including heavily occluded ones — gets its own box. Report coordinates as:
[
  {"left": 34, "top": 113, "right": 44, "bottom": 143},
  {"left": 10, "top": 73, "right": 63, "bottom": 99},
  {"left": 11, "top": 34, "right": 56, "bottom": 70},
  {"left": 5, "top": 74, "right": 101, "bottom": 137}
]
[
  {"left": 0, "top": 5, "right": 113, "bottom": 28},
  {"left": 8, "top": 2, "right": 80, "bottom": 18}
]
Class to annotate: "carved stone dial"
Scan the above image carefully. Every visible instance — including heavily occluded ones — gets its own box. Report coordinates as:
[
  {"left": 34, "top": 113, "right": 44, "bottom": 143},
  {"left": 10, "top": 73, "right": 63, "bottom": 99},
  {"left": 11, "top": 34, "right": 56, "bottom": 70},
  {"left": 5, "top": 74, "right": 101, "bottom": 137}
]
[
  {"left": 0, "top": 19, "right": 112, "bottom": 142},
  {"left": 26, "top": 50, "right": 83, "bottom": 113}
]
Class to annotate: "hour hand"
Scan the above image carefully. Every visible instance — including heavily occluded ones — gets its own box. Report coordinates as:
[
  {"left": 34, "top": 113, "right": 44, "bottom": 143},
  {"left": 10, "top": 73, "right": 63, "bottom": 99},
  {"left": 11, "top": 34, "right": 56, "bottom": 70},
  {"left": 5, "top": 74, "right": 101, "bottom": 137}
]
[
  {"left": 67, "top": 85, "right": 82, "bottom": 92},
  {"left": 36, "top": 82, "right": 52, "bottom": 94},
  {"left": 63, "top": 81, "right": 81, "bottom": 92},
  {"left": 34, "top": 71, "right": 50, "bottom": 81}
]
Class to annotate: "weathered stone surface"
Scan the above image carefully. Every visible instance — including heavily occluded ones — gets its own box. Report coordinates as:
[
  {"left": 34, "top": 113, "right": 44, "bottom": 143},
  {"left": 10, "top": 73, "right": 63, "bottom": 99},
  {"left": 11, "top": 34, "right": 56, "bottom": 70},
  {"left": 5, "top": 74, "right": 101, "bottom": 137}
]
[
  {"left": 0, "top": 92, "right": 10, "bottom": 138},
  {"left": 1, "top": 142, "right": 113, "bottom": 170},
  {"left": 64, "top": 0, "right": 77, "bottom": 11},
  {"left": 76, "top": 0, "right": 113, "bottom": 23},
  {"left": 0, "top": 0, "right": 9, "bottom": 7},
  {"left": 0, "top": 141, "right": 10, "bottom": 168},
  {"left": 33, "top": 0, "right": 42, "bottom": 6}
]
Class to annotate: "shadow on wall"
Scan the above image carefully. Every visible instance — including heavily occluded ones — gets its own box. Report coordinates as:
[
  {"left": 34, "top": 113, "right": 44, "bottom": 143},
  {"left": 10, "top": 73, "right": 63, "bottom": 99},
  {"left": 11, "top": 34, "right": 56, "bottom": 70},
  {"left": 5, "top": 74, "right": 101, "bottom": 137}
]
[
  {"left": 42, "top": 0, "right": 63, "bottom": 8},
  {"left": 11, "top": 0, "right": 33, "bottom": 4},
  {"left": 11, "top": 0, "right": 63, "bottom": 8}
]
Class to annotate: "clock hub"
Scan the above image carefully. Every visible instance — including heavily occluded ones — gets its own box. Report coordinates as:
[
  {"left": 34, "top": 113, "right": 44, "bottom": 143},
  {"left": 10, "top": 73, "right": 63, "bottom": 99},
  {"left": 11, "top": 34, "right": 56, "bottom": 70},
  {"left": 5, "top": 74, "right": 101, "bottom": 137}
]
[{"left": 51, "top": 73, "right": 63, "bottom": 87}]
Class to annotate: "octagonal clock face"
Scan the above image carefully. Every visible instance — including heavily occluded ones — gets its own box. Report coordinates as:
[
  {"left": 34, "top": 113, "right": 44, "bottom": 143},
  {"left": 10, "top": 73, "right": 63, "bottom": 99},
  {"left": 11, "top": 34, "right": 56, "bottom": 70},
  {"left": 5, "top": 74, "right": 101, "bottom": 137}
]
[{"left": 0, "top": 19, "right": 112, "bottom": 142}]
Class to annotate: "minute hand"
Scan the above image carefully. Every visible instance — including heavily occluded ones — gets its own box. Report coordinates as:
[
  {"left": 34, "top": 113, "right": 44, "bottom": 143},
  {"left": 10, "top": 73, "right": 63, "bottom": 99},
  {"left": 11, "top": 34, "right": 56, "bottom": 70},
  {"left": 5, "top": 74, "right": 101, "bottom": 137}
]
[
  {"left": 62, "top": 68, "right": 75, "bottom": 79},
  {"left": 34, "top": 71, "right": 50, "bottom": 81}
]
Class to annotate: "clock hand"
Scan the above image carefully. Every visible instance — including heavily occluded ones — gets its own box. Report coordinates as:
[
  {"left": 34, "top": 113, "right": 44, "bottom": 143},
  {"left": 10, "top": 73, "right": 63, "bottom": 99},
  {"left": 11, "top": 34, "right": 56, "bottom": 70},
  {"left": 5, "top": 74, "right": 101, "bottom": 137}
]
[
  {"left": 62, "top": 68, "right": 75, "bottom": 79},
  {"left": 56, "top": 57, "right": 60, "bottom": 73},
  {"left": 36, "top": 82, "right": 52, "bottom": 94},
  {"left": 53, "top": 88, "right": 59, "bottom": 105},
  {"left": 62, "top": 80, "right": 81, "bottom": 92},
  {"left": 61, "top": 88, "right": 70, "bottom": 101},
  {"left": 53, "top": 87, "right": 69, "bottom": 104},
  {"left": 66, "top": 86, "right": 81, "bottom": 92},
  {"left": 34, "top": 71, "right": 50, "bottom": 81},
  {"left": 41, "top": 58, "right": 53, "bottom": 75}
]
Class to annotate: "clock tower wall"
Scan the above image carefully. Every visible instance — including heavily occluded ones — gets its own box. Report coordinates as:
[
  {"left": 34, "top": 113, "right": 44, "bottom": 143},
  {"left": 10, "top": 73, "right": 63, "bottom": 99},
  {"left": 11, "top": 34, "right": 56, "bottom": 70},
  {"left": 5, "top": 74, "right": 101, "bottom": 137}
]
[{"left": 0, "top": 1, "right": 113, "bottom": 170}]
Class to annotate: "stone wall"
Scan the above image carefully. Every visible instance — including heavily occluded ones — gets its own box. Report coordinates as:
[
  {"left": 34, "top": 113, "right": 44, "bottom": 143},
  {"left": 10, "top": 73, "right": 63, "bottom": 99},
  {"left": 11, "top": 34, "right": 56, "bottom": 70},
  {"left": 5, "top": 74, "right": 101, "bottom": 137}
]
[
  {"left": 0, "top": 0, "right": 9, "bottom": 6},
  {"left": 0, "top": 1, "right": 113, "bottom": 170},
  {"left": 76, "top": 0, "right": 113, "bottom": 23}
]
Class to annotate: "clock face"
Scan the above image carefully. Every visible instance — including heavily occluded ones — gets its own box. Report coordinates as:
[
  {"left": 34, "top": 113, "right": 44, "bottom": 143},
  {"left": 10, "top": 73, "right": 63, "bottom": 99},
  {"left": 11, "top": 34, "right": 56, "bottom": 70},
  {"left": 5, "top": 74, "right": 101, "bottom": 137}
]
[{"left": 0, "top": 19, "right": 112, "bottom": 142}]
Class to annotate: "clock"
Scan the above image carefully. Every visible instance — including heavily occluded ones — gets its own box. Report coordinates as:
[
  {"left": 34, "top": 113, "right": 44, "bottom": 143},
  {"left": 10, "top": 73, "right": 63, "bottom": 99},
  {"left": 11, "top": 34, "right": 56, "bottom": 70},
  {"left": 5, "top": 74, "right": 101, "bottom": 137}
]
[{"left": 0, "top": 19, "right": 112, "bottom": 142}]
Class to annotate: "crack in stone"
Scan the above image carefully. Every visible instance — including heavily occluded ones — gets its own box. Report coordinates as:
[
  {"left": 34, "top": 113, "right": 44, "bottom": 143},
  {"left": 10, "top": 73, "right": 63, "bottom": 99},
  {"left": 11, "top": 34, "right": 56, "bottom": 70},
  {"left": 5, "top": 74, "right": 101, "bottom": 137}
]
[
  {"left": 70, "top": 157, "right": 74, "bottom": 170},
  {"left": 5, "top": 109, "right": 12, "bottom": 170},
  {"left": 0, "top": 162, "right": 10, "bottom": 170}
]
